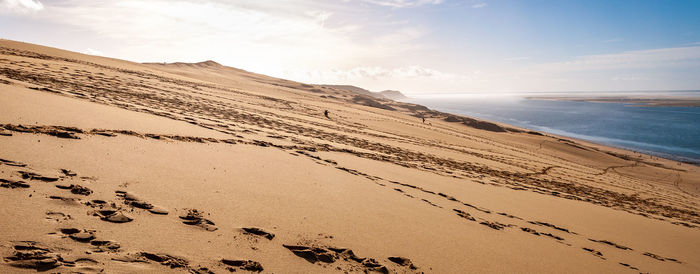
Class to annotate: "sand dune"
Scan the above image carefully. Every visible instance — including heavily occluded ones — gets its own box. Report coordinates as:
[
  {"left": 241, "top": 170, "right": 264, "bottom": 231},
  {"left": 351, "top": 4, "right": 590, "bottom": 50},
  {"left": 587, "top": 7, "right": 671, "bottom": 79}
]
[{"left": 1, "top": 39, "right": 699, "bottom": 273}]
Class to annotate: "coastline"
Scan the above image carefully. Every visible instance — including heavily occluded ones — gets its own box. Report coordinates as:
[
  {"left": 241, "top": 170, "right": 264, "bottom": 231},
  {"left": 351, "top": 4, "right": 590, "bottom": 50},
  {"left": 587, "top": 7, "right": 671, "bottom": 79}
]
[
  {"left": 483, "top": 117, "right": 700, "bottom": 165},
  {"left": 444, "top": 111, "right": 699, "bottom": 167},
  {"left": 526, "top": 96, "right": 700, "bottom": 107},
  {"left": 403, "top": 95, "right": 700, "bottom": 165}
]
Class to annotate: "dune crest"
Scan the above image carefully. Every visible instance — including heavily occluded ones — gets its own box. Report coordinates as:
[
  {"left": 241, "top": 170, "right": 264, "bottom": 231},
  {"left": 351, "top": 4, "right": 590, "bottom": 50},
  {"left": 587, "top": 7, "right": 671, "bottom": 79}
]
[{"left": 0, "top": 39, "right": 699, "bottom": 273}]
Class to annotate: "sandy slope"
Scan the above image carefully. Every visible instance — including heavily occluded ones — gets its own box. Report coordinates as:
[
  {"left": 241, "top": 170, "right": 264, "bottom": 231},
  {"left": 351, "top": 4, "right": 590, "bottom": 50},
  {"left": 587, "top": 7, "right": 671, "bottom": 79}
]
[{"left": 1, "top": 39, "right": 699, "bottom": 273}]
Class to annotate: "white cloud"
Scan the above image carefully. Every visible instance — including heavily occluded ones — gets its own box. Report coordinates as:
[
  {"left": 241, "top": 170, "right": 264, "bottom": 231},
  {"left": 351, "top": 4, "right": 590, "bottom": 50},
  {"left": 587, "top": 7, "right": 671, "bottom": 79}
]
[
  {"left": 392, "top": 65, "right": 455, "bottom": 78},
  {"left": 1, "top": 0, "right": 43, "bottom": 14},
  {"left": 28, "top": 0, "right": 434, "bottom": 80},
  {"left": 472, "top": 3, "right": 487, "bottom": 8},
  {"left": 305, "top": 10, "right": 333, "bottom": 27},
  {"left": 9, "top": 0, "right": 694, "bottom": 93},
  {"left": 82, "top": 48, "right": 103, "bottom": 56},
  {"left": 480, "top": 46, "right": 700, "bottom": 92},
  {"left": 289, "top": 65, "right": 456, "bottom": 82},
  {"left": 278, "top": 65, "right": 460, "bottom": 92},
  {"left": 536, "top": 46, "right": 700, "bottom": 71},
  {"left": 0, "top": 0, "right": 448, "bottom": 92}
]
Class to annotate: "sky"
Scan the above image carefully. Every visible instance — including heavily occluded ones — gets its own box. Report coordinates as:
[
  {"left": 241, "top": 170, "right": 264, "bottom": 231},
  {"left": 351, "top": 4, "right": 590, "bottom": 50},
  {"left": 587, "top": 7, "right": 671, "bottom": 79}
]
[{"left": 1, "top": 0, "right": 700, "bottom": 94}]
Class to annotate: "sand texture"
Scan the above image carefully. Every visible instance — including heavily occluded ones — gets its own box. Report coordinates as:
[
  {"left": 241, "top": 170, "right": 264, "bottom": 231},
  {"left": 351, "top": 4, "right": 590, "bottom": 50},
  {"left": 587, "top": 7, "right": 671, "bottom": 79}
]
[{"left": 1, "top": 39, "right": 699, "bottom": 273}]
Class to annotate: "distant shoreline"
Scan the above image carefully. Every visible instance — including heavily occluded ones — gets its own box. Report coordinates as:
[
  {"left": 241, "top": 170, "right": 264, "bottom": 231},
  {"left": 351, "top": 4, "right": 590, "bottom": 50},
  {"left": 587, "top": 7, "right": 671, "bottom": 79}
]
[{"left": 526, "top": 96, "right": 700, "bottom": 107}]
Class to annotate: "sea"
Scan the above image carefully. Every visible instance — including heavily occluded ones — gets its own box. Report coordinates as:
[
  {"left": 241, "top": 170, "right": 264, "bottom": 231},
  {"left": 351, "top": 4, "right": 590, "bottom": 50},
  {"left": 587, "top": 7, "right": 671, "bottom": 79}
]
[{"left": 404, "top": 91, "right": 700, "bottom": 164}]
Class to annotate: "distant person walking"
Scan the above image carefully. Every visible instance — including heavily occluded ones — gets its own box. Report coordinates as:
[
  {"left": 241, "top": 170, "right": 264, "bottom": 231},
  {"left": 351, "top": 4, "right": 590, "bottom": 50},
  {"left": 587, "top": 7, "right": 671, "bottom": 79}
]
[
  {"left": 324, "top": 110, "right": 330, "bottom": 119},
  {"left": 422, "top": 116, "right": 426, "bottom": 123}
]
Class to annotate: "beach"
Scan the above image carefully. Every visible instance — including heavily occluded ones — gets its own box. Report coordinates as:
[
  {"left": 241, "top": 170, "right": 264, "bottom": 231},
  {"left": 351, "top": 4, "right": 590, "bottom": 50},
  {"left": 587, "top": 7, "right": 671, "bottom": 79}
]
[
  {"left": 406, "top": 93, "right": 700, "bottom": 164},
  {"left": 1, "top": 39, "right": 699, "bottom": 273}
]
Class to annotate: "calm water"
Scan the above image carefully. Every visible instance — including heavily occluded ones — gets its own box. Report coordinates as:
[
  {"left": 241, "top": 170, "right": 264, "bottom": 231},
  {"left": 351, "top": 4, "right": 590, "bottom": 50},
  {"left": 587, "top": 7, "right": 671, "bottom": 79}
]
[{"left": 406, "top": 92, "right": 700, "bottom": 164}]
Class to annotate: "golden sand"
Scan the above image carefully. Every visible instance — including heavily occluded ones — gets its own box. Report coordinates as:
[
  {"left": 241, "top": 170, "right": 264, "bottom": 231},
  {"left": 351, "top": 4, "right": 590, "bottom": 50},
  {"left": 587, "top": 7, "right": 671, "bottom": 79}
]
[{"left": 1, "top": 39, "right": 698, "bottom": 273}]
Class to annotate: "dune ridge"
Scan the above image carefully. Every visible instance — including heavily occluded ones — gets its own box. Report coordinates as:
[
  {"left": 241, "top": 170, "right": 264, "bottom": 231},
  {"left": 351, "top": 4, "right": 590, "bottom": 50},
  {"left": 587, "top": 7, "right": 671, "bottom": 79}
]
[{"left": 1, "top": 39, "right": 699, "bottom": 273}]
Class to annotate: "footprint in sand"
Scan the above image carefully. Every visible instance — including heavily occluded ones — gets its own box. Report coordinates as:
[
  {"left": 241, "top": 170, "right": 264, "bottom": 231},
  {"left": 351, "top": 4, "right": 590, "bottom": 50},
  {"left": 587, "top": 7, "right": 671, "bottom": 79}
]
[
  {"left": 528, "top": 221, "right": 575, "bottom": 234},
  {"left": 45, "top": 211, "right": 72, "bottom": 222},
  {"left": 48, "top": 195, "right": 81, "bottom": 205},
  {"left": 56, "top": 256, "right": 102, "bottom": 272},
  {"left": 0, "top": 158, "right": 27, "bottom": 167},
  {"left": 520, "top": 227, "right": 565, "bottom": 241},
  {"left": 18, "top": 171, "right": 59, "bottom": 182},
  {"left": 453, "top": 208, "right": 475, "bottom": 221},
  {"left": 0, "top": 178, "right": 30, "bottom": 189},
  {"left": 619, "top": 262, "right": 640, "bottom": 271},
  {"left": 241, "top": 227, "right": 275, "bottom": 240},
  {"left": 388, "top": 256, "right": 419, "bottom": 270},
  {"left": 4, "top": 241, "right": 62, "bottom": 271},
  {"left": 60, "top": 228, "right": 96, "bottom": 243},
  {"left": 642, "top": 252, "right": 682, "bottom": 263},
  {"left": 60, "top": 169, "right": 77, "bottom": 177},
  {"left": 116, "top": 190, "right": 169, "bottom": 215},
  {"left": 582, "top": 247, "right": 605, "bottom": 260},
  {"left": 283, "top": 244, "right": 338, "bottom": 263},
  {"left": 93, "top": 208, "right": 134, "bottom": 223},
  {"left": 283, "top": 244, "right": 394, "bottom": 273},
  {"left": 55, "top": 183, "right": 93, "bottom": 195},
  {"left": 58, "top": 227, "right": 119, "bottom": 252},
  {"left": 179, "top": 209, "right": 217, "bottom": 231},
  {"left": 221, "top": 259, "right": 264, "bottom": 272},
  {"left": 89, "top": 240, "right": 121, "bottom": 252},
  {"left": 479, "top": 220, "right": 510, "bottom": 230},
  {"left": 138, "top": 252, "right": 190, "bottom": 268},
  {"left": 587, "top": 239, "right": 631, "bottom": 250},
  {"left": 114, "top": 252, "right": 212, "bottom": 273},
  {"left": 360, "top": 258, "right": 390, "bottom": 274}
]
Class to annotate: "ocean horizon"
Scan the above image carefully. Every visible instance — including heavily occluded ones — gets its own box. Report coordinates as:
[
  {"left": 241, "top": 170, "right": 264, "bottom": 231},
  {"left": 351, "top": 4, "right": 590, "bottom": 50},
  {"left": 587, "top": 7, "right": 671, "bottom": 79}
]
[{"left": 405, "top": 91, "right": 700, "bottom": 164}]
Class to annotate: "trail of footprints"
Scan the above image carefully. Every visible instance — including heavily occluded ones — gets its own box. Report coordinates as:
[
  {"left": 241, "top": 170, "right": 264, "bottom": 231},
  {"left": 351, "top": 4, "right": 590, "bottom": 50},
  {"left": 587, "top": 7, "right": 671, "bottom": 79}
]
[
  {"left": 2, "top": 48, "right": 697, "bottom": 229},
  {"left": 4, "top": 67, "right": 698, "bottom": 227},
  {"left": 1, "top": 154, "right": 686, "bottom": 274},
  {"left": 1, "top": 157, "right": 429, "bottom": 273},
  {"left": 281, "top": 244, "right": 418, "bottom": 273},
  {"left": 1, "top": 122, "right": 691, "bottom": 272},
  {"left": 0, "top": 45, "right": 694, "bottom": 268}
]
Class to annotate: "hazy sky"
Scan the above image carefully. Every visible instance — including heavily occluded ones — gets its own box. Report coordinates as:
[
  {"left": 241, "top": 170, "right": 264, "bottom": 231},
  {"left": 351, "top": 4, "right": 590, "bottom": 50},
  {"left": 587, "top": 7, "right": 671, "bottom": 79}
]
[{"left": 2, "top": 0, "right": 700, "bottom": 93}]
